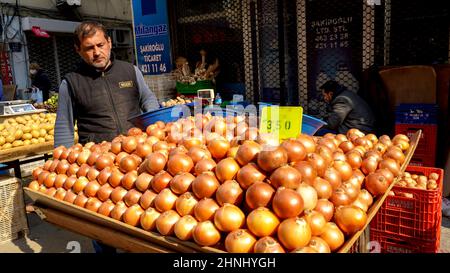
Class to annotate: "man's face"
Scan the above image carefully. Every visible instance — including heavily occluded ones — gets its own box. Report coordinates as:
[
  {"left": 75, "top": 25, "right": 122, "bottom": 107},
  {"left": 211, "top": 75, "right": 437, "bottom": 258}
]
[
  {"left": 322, "top": 90, "right": 333, "bottom": 103},
  {"left": 76, "top": 30, "right": 112, "bottom": 70}
]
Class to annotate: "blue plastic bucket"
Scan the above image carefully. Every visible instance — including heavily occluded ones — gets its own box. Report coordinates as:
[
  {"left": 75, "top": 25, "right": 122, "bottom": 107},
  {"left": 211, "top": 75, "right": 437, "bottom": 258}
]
[
  {"left": 128, "top": 104, "right": 192, "bottom": 129},
  {"left": 301, "top": 114, "right": 327, "bottom": 136}
]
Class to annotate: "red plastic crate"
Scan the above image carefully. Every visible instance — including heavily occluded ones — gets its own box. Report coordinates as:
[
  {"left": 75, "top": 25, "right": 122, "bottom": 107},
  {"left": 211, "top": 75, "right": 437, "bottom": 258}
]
[
  {"left": 370, "top": 229, "right": 440, "bottom": 253},
  {"left": 408, "top": 151, "right": 436, "bottom": 167},
  {"left": 395, "top": 123, "right": 437, "bottom": 157},
  {"left": 370, "top": 166, "right": 443, "bottom": 242}
]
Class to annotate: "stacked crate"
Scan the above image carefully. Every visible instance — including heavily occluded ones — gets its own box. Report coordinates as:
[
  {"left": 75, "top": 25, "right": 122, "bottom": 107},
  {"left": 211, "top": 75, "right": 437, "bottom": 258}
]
[
  {"left": 394, "top": 104, "right": 438, "bottom": 166},
  {"left": 370, "top": 166, "right": 443, "bottom": 253}
]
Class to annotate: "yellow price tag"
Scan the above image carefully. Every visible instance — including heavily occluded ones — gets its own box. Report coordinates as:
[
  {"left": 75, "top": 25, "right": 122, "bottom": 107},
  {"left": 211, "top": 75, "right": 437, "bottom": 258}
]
[{"left": 259, "top": 106, "right": 303, "bottom": 141}]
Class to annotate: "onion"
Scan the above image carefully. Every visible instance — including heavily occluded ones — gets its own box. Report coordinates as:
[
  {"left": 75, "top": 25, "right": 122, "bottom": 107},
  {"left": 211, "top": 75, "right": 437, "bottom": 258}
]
[
  {"left": 194, "top": 198, "right": 219, "bottom": 222},
  {"left": 97, "top": 183, "right": 114, "bottom": 202},
  {"left": 207, "top": 139, "right": 230, "bottom": 160},
  {"left": 151, "top": 170, "right": 173, "bottom": 193},
  {"left": 291, "top": 246, "right": 318, "bottom": 253},
  {"left": 67, "top": 150, "right": 80, "bottom": 164},
  {"left": 297, "top": 134, "right": 316, "bottom": 153},
  {"left": 115, "top": 151, "right": 129, "bottom": 166},
  {"left": 123, "top": 189, "right": 142, "bottom": 207},
  {"left": 314, "top": 199, "right": 334, "bottom": 222},
  {"left": 170, "top": 172, "right": 195, "bottom": 195},
  {"left": 296, "top": 183, "right": 318, "bottom": 211},
  {"left": 277, "top": 217, "right": 312, "bottom": 250},
  {"left": 304, "top": 210, "right": 327, "bottom": 236},
  {"left": 254, "top": 236, "right": 285, "bottom": 253},
  {"left": 383, "top": 146, "right": 405, "bottom": 164},
  {"left": 63, "top": 176, "right": 77, "bottom": 190},
  {"left": 154, "top": 188, "right": 178, "bottom": 212},
  {"left": 235, "top": 141, "right": 261, "bottom": 166},
  {"left": 379, "top": 158, "right": 401, "bottom": 176},
  {"left": 214, "top": 203, "right": 245, "bottom": 232},
  {"left": 119, "top": 156, "right": 138, "bottom": 173},
  {"left": 84, "top": 180, "right": 101, "bottom": 197},
  {"left": 28, "top": 181, "right": 40, "bottom": 191},
  {"left": 97, "top": 167, "right": 112, "bottom": 185},
  {"left": 135, "top": 143, "right": 152, "bottom": 158},
  {"left": 333, "top": 160, "right": 353, "bottom": 181},
  {"left": 291, "top": 161, "right": 317, "bottom": 185},
  {"left": 269, "top": 165, "right": 302, "bottom": 190},
  {"left": 121, "top": 170, "right": 138, "bottom": 190},
  {"left": 257, "top": 147, "right": 288, "bottom": 172},
  {"left": 95, "top": 155, "right": 113, "bottom": 171},
  {"left": 281, "top": 139, "right": 307, "bottom": 162},
  {"left": 225, "top": 229, "right": 257, "bottom": 253},
  {"left": 72, "top": 176, "right": 89, "bottom": 194},
  {"left": 313, "top": 177, "right": 332, "bottom": 199},
  {"left": 96, "top": 200, "right": 114, "bottom": 217},
  {"left": 156, "top": 210, "right": 180, "bottom": 236},
  {"left": 187, "top": 147, "right": 211, "bottom": 164},
  {"left": 110, "top": 201, "right": 128, "bottom": 221},
  {"left": 123, "top": 204, "right": 144, "bottom": 227},
  {"left": 245, "top": 181, "right": 275, "bottom": 210},
  {"left": 236, "top": 163, "right": 266, "bottom": 189},
  {"left": 175, "top": 192, "right": 198, "bottom": 216},
  {"left": 110, "top": 186, "right": 128, "bottom": 204},
  {"left": 330, "top": 187, "right": 352, "bottom": 207},
  {"left": 215, "top": 180, "right": 243, "bottom": 206},
  {"left": 135, "top": 172, "right": 153, "bottom": 192},
  {"left": 361, "top": 157, "right": 379, "bottom": 175},
  {"left": 334, "top": 205, "right": 367, "bottom": 235},
  {"left": 54, "top": 174, "right": 68, "bottom": 189},
  {"left": 376, "top": 168, "right": 394, "bottom": 184},
  {"left": 193, "top": 220, "right": 221, "bottom": 246},
  {"left": 308, "top": 236, "right": 331, "bottom": 253},
  {"left": 73, "top": 193, "right": 89, "bottom": 208},
  {"left": 246, "top": 207, "right": 280, "bottom": 237},
  {"left": 54, "top": 188, "right": 67, "bottom": 200},
  {"left": 53, "top": 146, "right": 66, "bottom": 160},
  {"left": 85, "top": 197, "right": 102, "bottom": 213},
  {"left": 140, "top": 208, "right": 160, "bottom": 231},
  {"left": 121, "top": 136, "right": 138, "bottom": 153},
  {"left": 272, "top": 187, "right": 304, "bottom": 219},
  {"left": 365, "top": 172, "right": 389, "bottom": 196},
  {"left": 140, "top": 189, "right": 158, "bottom": 210},
  {"left": 174, "top": 215, "right": 198, "bottom": 241},
  {"left": 167, "top": 154, "right": 194, "bottom": 176},
  {"left": 194, "top": 158, "right": 216, "bottom": 175},
  {"left": 86, "top": 167, "right": 100, "bottom": 181},
  {"left": 215, "top": 157, "right": 240, "bottom": 183},
  {"left": 55, "top": 160, "right": 70, "bottom": 175},
  {"left": 145, "top": 152, "right": 167, "bottom": 175},
  {"left": 191, "top": 172, "right": 220, "bottom": 199},
  {"left": 108, "top": 168, "right": 124, "bottom": 188},
  {"left": 320, "top": 222, "right": 345, "bottom": 252}
]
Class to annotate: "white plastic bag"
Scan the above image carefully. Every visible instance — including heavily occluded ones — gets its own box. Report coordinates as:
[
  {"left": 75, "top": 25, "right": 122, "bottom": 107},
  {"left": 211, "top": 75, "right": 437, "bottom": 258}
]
[{"left": 30, "top": 87, "right": 43, "bottom": 103}]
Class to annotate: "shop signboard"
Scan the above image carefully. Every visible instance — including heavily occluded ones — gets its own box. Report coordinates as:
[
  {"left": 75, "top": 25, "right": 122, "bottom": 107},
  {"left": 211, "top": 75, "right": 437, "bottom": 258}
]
[
  {"left": 260, "top": 106, "right": 303, "bottom": 141},
  {"left": 131, "top": 0, "right": 172, "bottom": 75},
  {"left": 306, "top": 0, "right": 363, "bottom": 115}
]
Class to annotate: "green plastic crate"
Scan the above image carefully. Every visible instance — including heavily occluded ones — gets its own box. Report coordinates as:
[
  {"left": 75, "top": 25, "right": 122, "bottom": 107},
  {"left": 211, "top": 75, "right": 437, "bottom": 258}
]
[{"left": 176, "top": 80, "right": 214, "bottom": 94}]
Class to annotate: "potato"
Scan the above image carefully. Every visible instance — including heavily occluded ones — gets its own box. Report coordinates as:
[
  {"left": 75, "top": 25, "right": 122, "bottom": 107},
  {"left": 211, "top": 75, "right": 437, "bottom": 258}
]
[
  {"left": 12, "top": 140, "right": 23, "bottom": 147},
  {"left": 418, "top": 175, "right": 427, "bottom": 185},
  {"left": 22, "top": 126, "right": 31, "bottom": 133},
  {"left": 22, "top": 133, "right": 33, "bottom": 140},
  {"left": 0, "top": 136, "right": 5, "bottom": 146},
  {"left": 14, "top": 130, "right": 23, "bottom": 140},
  {"left": 39, "top": 129, "right": 47, "bottom": 137},
  {"left": 30, "top": 138, "right": 39, "bottom": 145},
  {"left": 411, "top": 174, "right": 418, "bottom": 180},
  {"left": 23, "top": 139, "right": 31, "bottom": 146},
  {"left": 2, "top": 143, "right": 12, "bottom": 149},
  {"left": 45, "top": 135, "right": 53, "bottom": 141},
  {"left": 5, "top": 135, "right": 15, "bottom": 143},
  {"left": 429, "top": 173, "right": 439, "bottom": 181},
  {"left": 38, "top": 137, "right": 46, "bottom": 143}
]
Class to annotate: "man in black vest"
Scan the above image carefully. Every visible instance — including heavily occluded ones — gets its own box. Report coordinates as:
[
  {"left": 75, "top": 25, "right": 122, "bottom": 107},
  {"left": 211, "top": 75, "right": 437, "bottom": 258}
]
[{"left": 54, "top": 21, "right": 159, "bottom": 252}]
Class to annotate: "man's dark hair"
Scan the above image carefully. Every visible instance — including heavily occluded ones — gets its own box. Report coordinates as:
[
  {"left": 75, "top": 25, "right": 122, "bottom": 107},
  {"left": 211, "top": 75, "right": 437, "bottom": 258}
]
[
  {"left": 74, "top": 21, "right": 109, "bottom": 47},
  {"left": 320, "top": 80, "right": 339, "bottom": 93}
]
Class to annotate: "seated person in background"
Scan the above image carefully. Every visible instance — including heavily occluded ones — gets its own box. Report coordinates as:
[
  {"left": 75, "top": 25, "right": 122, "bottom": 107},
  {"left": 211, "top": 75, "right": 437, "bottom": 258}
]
[{"left": 320, "top": 80, "right": 375, "bottom": 135}]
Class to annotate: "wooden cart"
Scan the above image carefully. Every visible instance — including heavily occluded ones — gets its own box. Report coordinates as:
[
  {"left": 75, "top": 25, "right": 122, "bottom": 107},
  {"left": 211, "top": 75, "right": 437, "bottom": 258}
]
[{"left": 24, "top": 131, "right": 421, "bottom": 253}]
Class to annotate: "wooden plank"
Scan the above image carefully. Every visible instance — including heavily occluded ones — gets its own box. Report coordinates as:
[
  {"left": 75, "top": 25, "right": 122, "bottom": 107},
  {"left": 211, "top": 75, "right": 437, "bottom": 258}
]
[
  {"left": 338, "top": 130, "right": 422, "bottom": 253},
  {"left": 0, "top": 142, "right": 53, "bottom": 163},
  {"left": 36, "top": 206, "right": 174, "bottom": 253},
  {"left": 24, "top": 187, "right": 225, "bottom": 253}
]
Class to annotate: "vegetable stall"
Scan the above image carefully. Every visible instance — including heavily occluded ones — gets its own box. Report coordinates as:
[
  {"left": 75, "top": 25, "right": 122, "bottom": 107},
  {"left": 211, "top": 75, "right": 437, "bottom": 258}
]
[{"left": 21, "top": 107, "right": 427, "bottom": 253}]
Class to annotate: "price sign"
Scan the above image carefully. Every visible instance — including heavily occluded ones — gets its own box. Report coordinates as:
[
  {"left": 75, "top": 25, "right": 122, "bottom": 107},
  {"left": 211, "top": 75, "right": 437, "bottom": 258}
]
[{"left": 260, "top": 106, "right": 303, "bottom": 141}]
